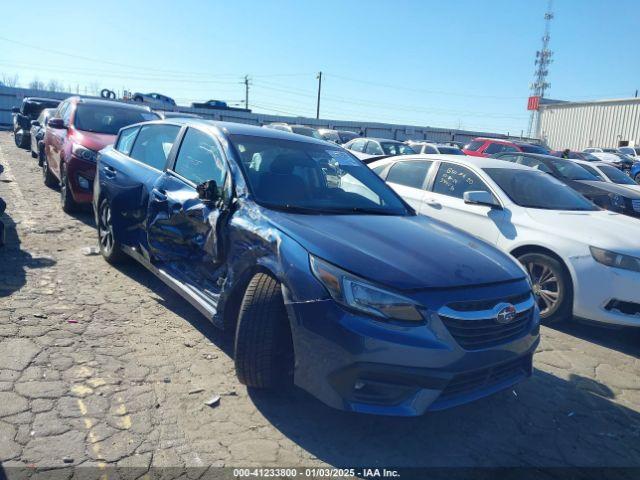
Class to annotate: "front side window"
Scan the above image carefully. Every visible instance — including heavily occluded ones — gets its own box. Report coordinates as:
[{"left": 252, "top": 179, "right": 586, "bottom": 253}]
[
  {"left": 74, "top": 105, "right": 159, "bottom": 135},
  {"left": 423, "top": 145, "right": 438, "bottom": 154},
  {"left": 485, "top": 168, "right": 598, "bottom": 211},
  {"left": 365, "top": 141, "right": 384, "bottom": 155},
  {"left": 129, "top": 124, "right": 181, "bottom": 170},
  {"left": 173, "top": 128, "right": 227, "bottom": 188},
  {"left": 432, "top": 162, "right": 491, "bottom": 199},
  {"left": 518, "top": 144, "right": 549, "bottom": 154},
  {"left": 518, "top": 157, "right": 553, "bottom": 173},
  {"left": 579, "top": 164, "right": 605, "bottom": 180},
  {"left": 229, "top": 134, "right": 409, "bottom": 215},
  {"left": 116, "top": 127, "right": 140, "bottom": 155},
  {"left": 386, "top": 160, "right": 432, "bottom": 189}
]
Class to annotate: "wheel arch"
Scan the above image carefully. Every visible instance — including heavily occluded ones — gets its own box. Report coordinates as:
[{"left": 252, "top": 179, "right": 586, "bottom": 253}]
[{"left": 510, "top": 244, "right": 576, "bottom": 296}]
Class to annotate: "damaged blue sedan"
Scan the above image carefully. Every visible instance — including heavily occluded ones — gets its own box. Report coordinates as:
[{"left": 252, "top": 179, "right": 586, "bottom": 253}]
[{"left": 93, "top": 119, "right": 540, "bottom": 416}]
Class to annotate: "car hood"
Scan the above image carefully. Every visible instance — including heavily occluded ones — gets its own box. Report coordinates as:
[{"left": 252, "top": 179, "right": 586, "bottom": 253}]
[
  {"left": 577, "top": 180, "right": 640, "bottom": 199},
  {"left": 265, "top": 211, "right": 525, "bottom": 290},
  {"left": 524, "top": 209, "right": 640, "bottom": 255},
  {"left": 72, "top": 129, "right": 117, "bottom": 152}
]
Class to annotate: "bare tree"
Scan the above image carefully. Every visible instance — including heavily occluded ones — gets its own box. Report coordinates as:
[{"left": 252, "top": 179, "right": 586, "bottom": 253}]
[
  {"left": 1, "top": 73, "right": 19, "bottom": 87},
  {"left": 47, "top": 79, "right": 62, "bottom": 92},
  {"left": 29, "top": 77, "right": 46, "bottom": 91}
]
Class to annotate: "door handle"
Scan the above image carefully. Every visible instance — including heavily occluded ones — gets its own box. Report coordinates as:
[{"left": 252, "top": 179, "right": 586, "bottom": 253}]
[
  {"left": 104, "top": 166, "right": 116, "bottom": 177},
  {"left": 151, "top": 188, "right": 168, "bottom": 201},
  {"left": 425, "top": 199, "right": 441, "bottom": 208}
]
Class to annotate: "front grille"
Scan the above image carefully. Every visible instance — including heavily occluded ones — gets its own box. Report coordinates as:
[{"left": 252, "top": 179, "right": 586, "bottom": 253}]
[
  {"left": 440, "top": 310, "right": 533, "bottom": 350},
  {"left": 440, "top": 356, "right": 530, "bottom": 400},
  {"left": 446, "top": 292, "right": 531, "bottom": 312},
  {"left": 632, "top": 199, "right": 640, "bottom": 213}
]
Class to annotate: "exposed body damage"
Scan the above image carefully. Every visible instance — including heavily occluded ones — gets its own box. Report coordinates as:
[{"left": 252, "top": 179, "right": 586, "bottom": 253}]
[{"left": 95, "top": 118, "right": 539, "bottom": 416}]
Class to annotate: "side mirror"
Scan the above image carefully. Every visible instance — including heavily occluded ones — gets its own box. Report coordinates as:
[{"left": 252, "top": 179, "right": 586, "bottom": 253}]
[
  {"left": 30, "top": 120, "right": 40, "bottom": 127},
  {"left": 196, "top": 180, "right": 220, "bottom": 203},
  {"left": 47, "top": 118, "right": 66, "bottom": 129},
  {"left": 11, "top": 107, "right": 19, "bottom": 114},
  {"left": 463, "top": 190, "right": 502, "bottom": 209}
]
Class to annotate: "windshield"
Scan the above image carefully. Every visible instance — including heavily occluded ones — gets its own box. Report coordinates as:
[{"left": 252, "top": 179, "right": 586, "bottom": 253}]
[
  {"left": 485, "top": 168, "right": 598, "bottom": 211},
  {"left": 599, "top": 165, "right": 636, "bottom": 185},
  {"left": 74, "top": 105, "right": 159, "bottom": 135},
  {"left": 291, "top": 126, "right": 323, "bottom": 139},
  {"left": 547, "top": 158, "right": 599, "bottom": 181},
  {"left": 381, "top": 142, "right": 416, "bottom": 155},
  {"left": 24, "top": 100, "right": 60, "bottom": 119},
  {"left": 581, "top": 152, "right": 600, "bottom": 161},
  {"left": 518, "top": 144, "right": 548, "bottom": 154},
  {"left": 338, "top": 131, "right": 358, "bottom": 143},
  {"left": 228, "top": 134, "right": 410, "bottom": 215},
  {"left": 437, "top": 147, "right": 464, "bottom": 155}
]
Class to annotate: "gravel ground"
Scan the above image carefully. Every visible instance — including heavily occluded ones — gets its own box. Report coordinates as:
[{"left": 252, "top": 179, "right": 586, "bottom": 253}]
[{"left": 0, "top": 131, "right": 639, "bottom": 473}]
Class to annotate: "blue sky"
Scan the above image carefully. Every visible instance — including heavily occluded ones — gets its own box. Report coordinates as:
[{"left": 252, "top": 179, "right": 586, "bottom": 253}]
[{"left": 1, "top": 0, "right": 638, "bottom": 134}]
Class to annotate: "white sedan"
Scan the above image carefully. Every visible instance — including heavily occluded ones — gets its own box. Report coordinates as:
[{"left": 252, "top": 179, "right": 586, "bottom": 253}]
[
  {"left": 572, "top": 160, "right": 640, "bottom": 193},
  {"left": 370, "top": 154, "right": 640, "bottom": 327}
]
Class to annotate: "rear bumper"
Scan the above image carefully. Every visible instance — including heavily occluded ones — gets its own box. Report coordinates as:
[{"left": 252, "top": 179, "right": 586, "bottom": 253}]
[
  {"left": 288, "top": 289, "right": 540, "bottom": 416},
  {"left": 67, "top": 156, "right": 96, "bottom": 204}
]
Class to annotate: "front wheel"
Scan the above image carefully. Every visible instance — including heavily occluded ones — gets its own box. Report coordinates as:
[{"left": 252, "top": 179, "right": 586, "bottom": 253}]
[
  {"left": 635, "top": 173, "right": 640, "bottom": 185},
  {"left": 97, "top": 198, "right": 126, "bottom": 264},
  {"left": 518, "top": 253, "right": 572, "bottom": 324},
  {"left": 60, "top": 163, "right": 78, "bottom": 213},
  {"left": 14, "top": 131, "right": 28, "bottom": 149},
  {"left": 234, "top": 273, "right": 294, "bottom": 388}
]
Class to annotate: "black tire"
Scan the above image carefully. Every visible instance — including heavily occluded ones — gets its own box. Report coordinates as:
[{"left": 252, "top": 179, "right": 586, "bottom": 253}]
[
  {"left": 518, "top": 252, "right": 572, "bottom": 324},
  {"left": 14, "top": 131, "right": 28, "bottom": 149},
  {"left": 234, "top": 273, "right": 294, "bottom": 388},
  {"left": 97, "top": 198, "right": 126, "bottom": 264},
  {"left": 30, "top": 148, "right": 37, "bottom": 159},
  {"left": 60, "top": 163, "right": 78, "bottom": 213},
  {"left": 635, "top": 173, "right": 640, "bottom": 185},
  {"left": 41, "top": 152, "right": 58, "bottom": 187}
]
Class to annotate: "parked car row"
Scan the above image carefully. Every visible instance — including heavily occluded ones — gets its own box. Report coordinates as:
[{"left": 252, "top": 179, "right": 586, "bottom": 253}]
[
  {"left": 10, "top": 107, "right": 542, "bottom": 416},
  {"left": 8, "top": 96, "right": 639, "bottom": 418}
]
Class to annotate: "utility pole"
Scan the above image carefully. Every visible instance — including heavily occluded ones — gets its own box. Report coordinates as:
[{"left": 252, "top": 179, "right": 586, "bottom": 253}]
[
  {"left": 316, "top": 71, "right": 322, "bottom": 119},
  {"left": 527, "top": 0, "right": 554, "bottom": 138},
  {"left": 243, "top": 75, "right": 250, "bottom": 110}
]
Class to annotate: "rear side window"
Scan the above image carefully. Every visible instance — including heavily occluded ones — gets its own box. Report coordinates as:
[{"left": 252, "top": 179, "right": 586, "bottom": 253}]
[
  {"left": 464, "top": 140, "right": 484, "bottom": 151},
  {"left": 432, "top": 162, "right": 491, "bottom": 199},
  {"left": 386, "top": 160, "right": 433, "bottom": 189},
  {"left": 485, "top": 142, "right": 509, "bottom": 155},
  {"left": 116, "top": 127, "right": 140, "bottom": 155},
  {"left": 518, "top": 157, "right": 553, "bottom": 173},
  {"left": 129, "top": 124, "right": 181, "bottom": 170},
  {"left": 423, "top": 145, "right": 438, "bottom": 154},
  {"left": 365, "top": 141, "right": 384, "bottom": 155},
  {"left": 173, "top": 128, "right": 227, "bottom": 187}
]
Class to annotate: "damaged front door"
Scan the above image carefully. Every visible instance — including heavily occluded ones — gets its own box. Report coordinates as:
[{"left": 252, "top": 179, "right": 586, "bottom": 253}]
[{"left": 146, "top": 126, "right": 230, "bottom": 296}]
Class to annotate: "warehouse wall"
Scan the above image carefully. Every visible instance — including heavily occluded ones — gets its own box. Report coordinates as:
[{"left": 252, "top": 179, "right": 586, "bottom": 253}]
[
  {"left": 538, "top": 98, "right": 640, "bottom": 151},
  {"left": 1, "top": 85, "right": 536, "bottom": 144}
]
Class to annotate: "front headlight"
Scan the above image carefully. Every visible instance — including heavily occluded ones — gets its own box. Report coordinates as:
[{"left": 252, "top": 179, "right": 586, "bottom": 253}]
[
  {"left": 309, "top": 254, "right": 423, "bottom": 322},
  {"left": 72, "top": 144, "right": 97, "bottom": 162},
  {"left": 590, "top": 246, "right": 640, "bottom": 273},
  {"left": 608, "top": 193, "right": 626, "bottom": 210}
]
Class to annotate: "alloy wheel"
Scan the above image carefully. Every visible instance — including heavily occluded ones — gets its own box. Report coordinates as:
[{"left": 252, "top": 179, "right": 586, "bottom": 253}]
[
  {"left": 98, "top": 201, "right": 114, "bottom": 255},
  {"left": 526, "top": 261, "right": 560, "bottom": 316}
]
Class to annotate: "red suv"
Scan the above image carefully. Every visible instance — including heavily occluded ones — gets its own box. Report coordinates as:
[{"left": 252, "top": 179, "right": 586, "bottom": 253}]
[
  {"left": 42, "top": 97, "right": 159, "bottom": 212},
  {"left": 462, "top": 137, "right": 548, "bottom": 157}
]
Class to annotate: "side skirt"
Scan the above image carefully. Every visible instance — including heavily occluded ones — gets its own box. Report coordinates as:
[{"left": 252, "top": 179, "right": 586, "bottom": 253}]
[{"left": 122, "top": 246, "right": 223, "bottom": 328}]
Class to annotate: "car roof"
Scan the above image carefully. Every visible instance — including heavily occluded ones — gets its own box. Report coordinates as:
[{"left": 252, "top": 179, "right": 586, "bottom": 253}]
[
  {"left": 370, "top": 153, "right": 533, "bottom": 171},
  {"left": 24, "top": 97, "right": 61, "bottom": 104},
  {"left": 471, "top": 137, "right": 514, "bottom": 144},
  {"left": 572, "top": 160, "right": 610, "bottom": 168},
  {"left": 152, "top": 118, "right": 332, "bottom": 146},
  {"left": 69, "top": 96, "right": 153, "bottom": 111},
  {"left": 355, "top": 137, "right": 403, "bottom": 143}
]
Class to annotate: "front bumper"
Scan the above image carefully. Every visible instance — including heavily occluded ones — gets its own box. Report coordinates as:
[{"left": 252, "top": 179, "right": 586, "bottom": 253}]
[
  {"left": 287, "top": 280, "right": 539, "bottom": 416},
  {"left": 66, "top": 155, "right": 96, "bottom": 204},
  {"left": 570, "top": 255, "right": 640, "bottom": 327}
]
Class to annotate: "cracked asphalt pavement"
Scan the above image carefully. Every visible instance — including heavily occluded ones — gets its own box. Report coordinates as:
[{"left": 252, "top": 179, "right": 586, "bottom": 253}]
[{"left": 0, "top": 131, "right": 640, "bottom": 472}]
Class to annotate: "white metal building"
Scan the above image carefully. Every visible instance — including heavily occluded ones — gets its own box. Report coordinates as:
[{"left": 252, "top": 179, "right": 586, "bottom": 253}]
[{"left": 537, "top": 97, "right": 640, "bottom": 151}]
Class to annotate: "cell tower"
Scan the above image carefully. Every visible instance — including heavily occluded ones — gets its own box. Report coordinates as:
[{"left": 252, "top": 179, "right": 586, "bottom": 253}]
[{"left": 527, "top": 0, "right": 554, "bottom": 138}]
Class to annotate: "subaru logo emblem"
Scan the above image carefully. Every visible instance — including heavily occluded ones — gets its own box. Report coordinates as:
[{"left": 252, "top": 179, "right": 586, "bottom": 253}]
[{"left": 496, "top": 304, "right": 517, "bottom": 324}]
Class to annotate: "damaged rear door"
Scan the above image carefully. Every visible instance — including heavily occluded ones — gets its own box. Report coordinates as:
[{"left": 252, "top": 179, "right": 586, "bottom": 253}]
[
  {"left": 104, "top": 123, "right": 182, "bottom": 252},
  {"left": 145, "top": 126, "right": 230, "bottom": 301}
]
